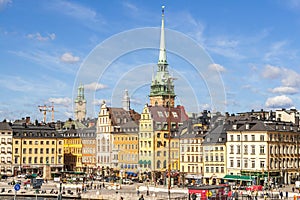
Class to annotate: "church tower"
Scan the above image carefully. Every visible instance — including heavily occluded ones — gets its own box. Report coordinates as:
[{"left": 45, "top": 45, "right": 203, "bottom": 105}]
[
  {"left": 149, "top": 6, "right": 175, "bottom": 108},
  {"left": 122, "top": 89, "right": 130, "bottom": 111},
  {"left": 74, "top": 83, "right": 86, "bottom": 121}
]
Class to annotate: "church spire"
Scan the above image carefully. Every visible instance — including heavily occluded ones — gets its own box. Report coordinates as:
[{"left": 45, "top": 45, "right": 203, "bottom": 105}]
[
  {"left": 158, "top": 6, "right": 167, "bottom": 65},
  {"left": 149, "top": 6, "right": 176, "bottom": 108}
]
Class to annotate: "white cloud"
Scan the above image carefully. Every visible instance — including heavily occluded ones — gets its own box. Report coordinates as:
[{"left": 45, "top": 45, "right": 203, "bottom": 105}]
[
  {"left": 262, "top": 65, "right": 300, "bottom": 88},
  {"left": 27, "top": 32, "right": 56, "bottom": 41},
  {"left": 281, "top": 69, "right": 300, "bottom": 87},
  {"left": 209, "top": 63, "right": 226, "bottom": 72},
  {"left": 262, "top": 64, "right": 282, "bottom": 79},
  {"left": 270, "top": 86, "right": 298, "bottom": 95},
  {"left": 48, "top": 97, "right": 72, "bottom": 107},
  {"left": 85, "top": 82, "right": 108, "bottom": 91},
  {"left": 265, "top": 95, "right": 293, "bottom": 108},
  {"left": 60, "top": 52, "right": 80, "bottom": 64}
]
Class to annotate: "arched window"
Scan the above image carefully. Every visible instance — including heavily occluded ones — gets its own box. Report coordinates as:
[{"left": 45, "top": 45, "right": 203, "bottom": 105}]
[{"left": 157, "top": 160, "right": 161, "bottom": 169}]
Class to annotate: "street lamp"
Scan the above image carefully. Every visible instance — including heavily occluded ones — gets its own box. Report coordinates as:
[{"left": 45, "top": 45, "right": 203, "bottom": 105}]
[{"left": 58, "top": 181, "right": 62, "bottom": 200}]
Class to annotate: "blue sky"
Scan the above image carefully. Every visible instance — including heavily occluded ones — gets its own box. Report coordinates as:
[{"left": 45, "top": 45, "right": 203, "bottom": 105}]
[{"left": 1, "top": 0, "right": 300, "bottom": 122}]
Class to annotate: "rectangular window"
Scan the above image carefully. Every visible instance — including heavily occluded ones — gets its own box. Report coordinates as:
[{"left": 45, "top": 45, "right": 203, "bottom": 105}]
[
  {"left": 221, "top": 167, "right": 224, "bottom": 173},
  {"left": 260, "top": 135, "right": 265, "bottom": 141},
  {"left": 206, "top": 167, "right": 209, "bottom": 173},
  {"left": 230, "top": 145, "right": 234, "bottom": 154},
  {"left": 157, "top": 151, "right": 161, "bottom": 156},
  {"left": 34, "top": 148, "right": 38, "bottom": 154},
  {"left": 237, "top": 160, "right": 240, "bottom": 168},
  {"left": 252, "top": 161, "right": 255, "bottom": 168},
  {"left": 251, "top": 135, "right": 255, "bottom": 141},
  {"left": 244, "top": 135, "right": 248, "bottom": 141},
  {"left": 260, "top": 161, "right": 265, "bottom": 168},
  {"left": 237, "top": 145, "right": 241, "bottom": 154},
  {"left": 215, "top": 155, "right": 219, "bottom": 161},
  {"left": 244, "top": 145, "right": 248, "bottom": 154},
  {"left": 244, "top": 159, "right": 248, "bottom": 168},
  {"left": 230, "top": 135, "right": 233, "bottom": 141},
  {"left": 237, "top": 135, "right": 240, "bottom": 141},
  {"left": 260, "top": 145, "right": 265, "bottom": 155},
  {"left": 220, "top": 154, "right": 224, "bottom": 162},
  {"left": 230, "top": 160, "right": 233, "bottom": 167},
  {"left": 216, "top": 167, "right": 219, "bottom": 173},
  {"left": 251, "top": 145, "right": 255, "bottom": 155}
]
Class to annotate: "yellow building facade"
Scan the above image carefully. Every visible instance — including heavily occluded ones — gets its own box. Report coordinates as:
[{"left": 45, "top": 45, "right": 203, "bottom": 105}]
[
  {"left": 12, "top": 123, "right": 64, "bottom": 179},
  {"left": 113, "top": 121, "right": 139, "bottom": 176},
  {"left": 63, "top": 129, "right": 83, "bottom": 172}
]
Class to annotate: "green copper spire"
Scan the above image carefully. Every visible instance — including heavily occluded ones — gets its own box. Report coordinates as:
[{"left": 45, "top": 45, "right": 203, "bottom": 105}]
[
  {"left": 149, "top": 6, "right": 175, "bottom": 105},
  {"left": 75, "top": 83, "right": 86, "bottom": 103}
]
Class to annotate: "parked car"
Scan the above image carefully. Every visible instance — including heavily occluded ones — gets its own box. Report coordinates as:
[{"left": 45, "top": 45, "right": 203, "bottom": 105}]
[
  {"left": 23, "top": 179, "right": 31, "bottom": 185},
  {"left": 123, "top": 179, "right": 133, "bottom": 185},
  {"left": 17, "top": 174, "right": 26, "bottom": 178},
  {"left": 1, "top": 175, "right": 8, "bottom": 179}
]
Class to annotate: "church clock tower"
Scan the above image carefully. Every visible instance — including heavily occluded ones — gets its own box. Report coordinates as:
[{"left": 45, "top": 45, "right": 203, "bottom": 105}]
[
  {"left": 149, "top": 6, "right": 175, "bottom": 108},
  {"left": 74, "top": 84, "right": 86, "bottom": 121}
]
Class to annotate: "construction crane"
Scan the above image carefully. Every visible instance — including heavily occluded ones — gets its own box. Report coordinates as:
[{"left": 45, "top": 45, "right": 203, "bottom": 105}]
[{"left": 38, "top": 102, "right": 55, "bottom": 123}]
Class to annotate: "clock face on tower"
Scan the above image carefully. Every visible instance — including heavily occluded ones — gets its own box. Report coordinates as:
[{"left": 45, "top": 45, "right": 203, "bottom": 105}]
[{"left": 79, "top": 101, "right": 83, "bottom": 106}]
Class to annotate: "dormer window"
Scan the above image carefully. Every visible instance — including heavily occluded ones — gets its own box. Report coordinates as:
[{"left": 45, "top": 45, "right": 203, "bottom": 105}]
[{"left": 245, "top": 124, "right": 249, "bottom": 130}]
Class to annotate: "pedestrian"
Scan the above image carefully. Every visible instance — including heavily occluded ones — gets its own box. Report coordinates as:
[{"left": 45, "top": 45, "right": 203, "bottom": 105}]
[
  {"left": 280, "top": 190, "right": 283, "bottom": 199},
  {"left": 286, "top": 191, "right": 288, "bottom": 199},
  {"left": 120, "top": 197, "right": 124, "bottom": 200},
  {"left": 191, "top": 193, "right": 196, "bottom": 200},
  {"left": 255, "top": 190, "right": 258, "bottom": 200},
  {"left": 146, "top": 185, "right": 149, "bottom": 196},
  {"left": 228, "top": 190, "right": 232, "bottom": 200},
  {"left": 139, "top": 194, "right": 144, "bottom": 200},
  {"left": 292, "top": 187, "right": 295, "bottom": 193}
]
